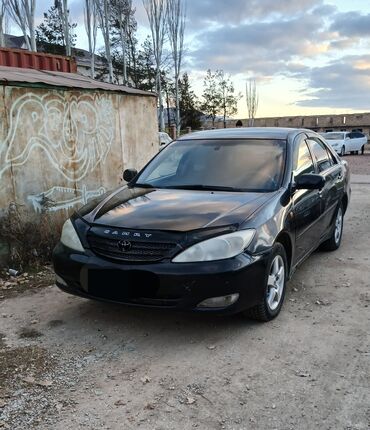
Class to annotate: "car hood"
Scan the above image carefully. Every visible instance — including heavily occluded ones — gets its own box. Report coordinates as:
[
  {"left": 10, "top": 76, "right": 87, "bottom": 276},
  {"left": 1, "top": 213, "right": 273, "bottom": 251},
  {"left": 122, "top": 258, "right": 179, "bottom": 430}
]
[{"left": 78, "top": 186, "right": 274, "bottom": 232}]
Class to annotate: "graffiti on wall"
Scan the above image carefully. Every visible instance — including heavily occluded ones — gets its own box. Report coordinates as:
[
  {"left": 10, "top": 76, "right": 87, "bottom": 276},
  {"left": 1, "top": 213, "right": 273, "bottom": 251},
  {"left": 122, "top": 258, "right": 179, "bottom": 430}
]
[
  {"left": 0, "top": 92, "right": 115, "bottom": 212},
  {"left": 28, "top": 185, "right": 107, "bottom": 213}
]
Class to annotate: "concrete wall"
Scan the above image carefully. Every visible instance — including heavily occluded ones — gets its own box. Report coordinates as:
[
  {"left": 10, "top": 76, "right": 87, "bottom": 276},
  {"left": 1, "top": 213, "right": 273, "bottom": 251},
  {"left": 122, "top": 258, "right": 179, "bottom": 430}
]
[{"left": 0, "top": 85, "right": 158, "bottom": 221}]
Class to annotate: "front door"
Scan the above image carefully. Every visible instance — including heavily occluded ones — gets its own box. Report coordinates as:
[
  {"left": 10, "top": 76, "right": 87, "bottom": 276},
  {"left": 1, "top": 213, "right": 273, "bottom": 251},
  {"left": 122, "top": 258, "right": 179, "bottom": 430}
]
[{"left": 292, "top": 135, "right": 322, "bottom": 264}]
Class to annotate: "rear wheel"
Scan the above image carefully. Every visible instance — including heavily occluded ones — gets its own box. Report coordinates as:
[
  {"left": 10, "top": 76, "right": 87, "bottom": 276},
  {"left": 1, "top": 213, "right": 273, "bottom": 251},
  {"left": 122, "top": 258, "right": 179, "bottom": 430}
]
[
  {"left": 244, "top": 243, "right": 287, "bottom": 322},
  {"left": 321, "top": 204, "right": 343, "bottom": 251},
  {"left": 340, "top": 146, "right": 346, "bottom": 156}
]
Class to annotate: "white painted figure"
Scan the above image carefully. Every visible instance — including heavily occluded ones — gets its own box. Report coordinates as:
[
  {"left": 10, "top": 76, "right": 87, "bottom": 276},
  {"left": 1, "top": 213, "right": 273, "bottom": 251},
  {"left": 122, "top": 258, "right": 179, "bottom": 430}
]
[{"left": 0, "top": 92, "right": 115, "bottom": 212}]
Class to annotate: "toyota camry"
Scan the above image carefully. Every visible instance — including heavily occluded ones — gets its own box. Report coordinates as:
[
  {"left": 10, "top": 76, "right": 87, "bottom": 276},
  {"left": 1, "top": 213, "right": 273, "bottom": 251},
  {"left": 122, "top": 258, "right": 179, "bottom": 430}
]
[{"left": 53, "top": 128, "right": 351, "bottom": 321}]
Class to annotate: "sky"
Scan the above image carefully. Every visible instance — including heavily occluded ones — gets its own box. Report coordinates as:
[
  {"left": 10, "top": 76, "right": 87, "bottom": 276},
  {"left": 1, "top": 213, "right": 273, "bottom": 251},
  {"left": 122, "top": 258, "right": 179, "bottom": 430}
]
[{"left": 11, "top": 0, "right": 370, "bottom": 118}]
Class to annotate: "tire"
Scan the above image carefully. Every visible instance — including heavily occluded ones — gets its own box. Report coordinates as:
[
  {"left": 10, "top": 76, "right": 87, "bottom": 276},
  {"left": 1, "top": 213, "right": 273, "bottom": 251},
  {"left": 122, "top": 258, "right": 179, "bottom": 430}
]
[
  {"left": 244, "top": 243, "right": 287, "bottom": 322},
  {"left": 321, "top": 204, "right": 344, "bottom": 251},
  {"left": 355, "top": 151, "right": 359, "bottom": 155},
  {"left": 340, "top": 146, "right": 345, "bottom": 156},
  {"left": 361, "top": 145, "right": 365, "bottom": 155},
  {"left": 350, "top": 151, "right": 354, "bottom": 155}
]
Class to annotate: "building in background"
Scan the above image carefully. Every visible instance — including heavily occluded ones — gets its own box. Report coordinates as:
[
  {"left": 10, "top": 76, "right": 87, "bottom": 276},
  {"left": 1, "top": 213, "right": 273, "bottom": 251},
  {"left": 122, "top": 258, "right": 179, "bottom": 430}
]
[{"left": 207, "top": 113, "right": 370, "bottom": 138}]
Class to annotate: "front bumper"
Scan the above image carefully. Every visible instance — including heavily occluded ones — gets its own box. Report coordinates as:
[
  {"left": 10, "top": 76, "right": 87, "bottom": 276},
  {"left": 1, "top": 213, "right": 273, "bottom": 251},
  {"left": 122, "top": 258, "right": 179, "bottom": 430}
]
[{"left": 52, "top": 243, "right": 270, "bottom": 315}]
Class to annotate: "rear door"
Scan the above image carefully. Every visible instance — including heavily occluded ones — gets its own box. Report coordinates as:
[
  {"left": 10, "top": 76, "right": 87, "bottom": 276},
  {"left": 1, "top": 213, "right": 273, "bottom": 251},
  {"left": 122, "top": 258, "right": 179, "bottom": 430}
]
[
  {"left": 352, "top": 132, "right": 366, "bottom": 151},
  {"left": 347, "top": 132, "right": 357, "bottom": 151},
  {"left": 306, "top": 136, "right": 343, "bottom": 240}
]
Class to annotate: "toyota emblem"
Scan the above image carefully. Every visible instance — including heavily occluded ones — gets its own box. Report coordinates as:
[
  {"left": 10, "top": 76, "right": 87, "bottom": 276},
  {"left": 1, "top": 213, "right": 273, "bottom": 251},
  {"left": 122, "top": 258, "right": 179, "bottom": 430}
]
[{"left": 118, "top": 240, "right": 132, "bottom": 252}]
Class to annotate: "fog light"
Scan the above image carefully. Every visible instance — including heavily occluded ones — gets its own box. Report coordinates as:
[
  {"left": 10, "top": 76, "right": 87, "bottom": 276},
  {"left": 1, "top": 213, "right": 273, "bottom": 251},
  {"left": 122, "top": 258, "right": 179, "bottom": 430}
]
[
  {"left": 197, "top": 293, "right": 239, "bottom": 308},
  {"left": 55, "top": 275, "right": 67, "bottom": 287}
]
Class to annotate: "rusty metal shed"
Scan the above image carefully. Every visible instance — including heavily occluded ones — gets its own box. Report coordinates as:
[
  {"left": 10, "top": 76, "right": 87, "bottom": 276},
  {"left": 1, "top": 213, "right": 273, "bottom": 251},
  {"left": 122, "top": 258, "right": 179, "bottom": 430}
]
[
  {"left": 0, "top": 47, "right": 78, "bottom": 73},
  {"left": 0, "top": 66, "right": 158, "bottom": 220}
]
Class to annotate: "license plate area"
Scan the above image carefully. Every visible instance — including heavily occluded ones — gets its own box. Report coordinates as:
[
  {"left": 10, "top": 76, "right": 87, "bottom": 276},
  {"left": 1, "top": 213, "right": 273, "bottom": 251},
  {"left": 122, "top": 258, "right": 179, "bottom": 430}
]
[{"left": 87, "top": 270, "right": 160, "bottom": 301}]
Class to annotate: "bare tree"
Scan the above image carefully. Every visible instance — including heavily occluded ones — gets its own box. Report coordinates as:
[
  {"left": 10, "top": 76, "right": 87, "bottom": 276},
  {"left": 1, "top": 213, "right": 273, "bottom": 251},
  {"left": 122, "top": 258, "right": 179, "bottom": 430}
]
[
  {"left": 143, "top": 0, "right": 168, "bottom": 131},
  {"left": 84, "top": 0, "right": 98, "bottom": 78},
  {"left": 55, "top": 0, "right": 72, "bottom": 56},
  {"left": 111, "top": 0, "right": 134, "bottom": 85},
  {"left": 7, "top": 0, "right": 36, "bottom": 51},
  {"left": 0, "top": 0, "right": 9, "bottom": 47},
  {"left": 246, "top": 79, "right": 259, "bottom": 127},
  {"left": 167, "top": 0, "right": 185, "bottom": 133},
  {"left": 95, "top": 0, "right": 113, "bottom": 83}
]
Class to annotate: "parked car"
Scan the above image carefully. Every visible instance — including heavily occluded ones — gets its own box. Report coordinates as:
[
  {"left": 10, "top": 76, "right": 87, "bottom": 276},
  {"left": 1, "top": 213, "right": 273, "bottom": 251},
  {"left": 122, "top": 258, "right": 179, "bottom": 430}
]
[
  {"left": 321, "top": 131, "right": 367, "bottom": 156},
  {"left": 158, "top": 132, "right": 172, "bottom": 150},
  {"left": 53, "top": 128, "right": 351, "bottom": 322}
]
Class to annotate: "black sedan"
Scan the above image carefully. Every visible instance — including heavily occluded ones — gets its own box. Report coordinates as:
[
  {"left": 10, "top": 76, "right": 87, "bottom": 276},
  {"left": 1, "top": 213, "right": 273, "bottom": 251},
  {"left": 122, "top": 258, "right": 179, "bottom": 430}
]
[{"left": 53, "top": 128, "right": 351, "bottom": 321}]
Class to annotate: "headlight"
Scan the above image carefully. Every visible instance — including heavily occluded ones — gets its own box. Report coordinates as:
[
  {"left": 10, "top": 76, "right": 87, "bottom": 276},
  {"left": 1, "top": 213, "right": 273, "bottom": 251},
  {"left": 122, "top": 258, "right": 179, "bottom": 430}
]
[
  {"left": 172, "top": 229, "right": 255, "bottom": 263},
  {"left": 60, "top": 219, "right": 85, "bottom": 252}
]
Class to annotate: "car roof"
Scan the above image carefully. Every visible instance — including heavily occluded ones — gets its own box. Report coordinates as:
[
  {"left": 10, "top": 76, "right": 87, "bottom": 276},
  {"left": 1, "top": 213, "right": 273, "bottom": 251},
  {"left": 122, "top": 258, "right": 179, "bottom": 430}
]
[{"left": 177, "top": 127, "right": 314, "bottom": 141}]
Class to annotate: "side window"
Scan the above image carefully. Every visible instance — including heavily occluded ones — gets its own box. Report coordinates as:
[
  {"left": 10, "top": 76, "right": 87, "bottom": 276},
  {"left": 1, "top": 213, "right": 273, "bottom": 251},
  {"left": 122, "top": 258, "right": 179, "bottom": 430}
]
[
  {"left": 315, "top": 136, "right": 338, "bottom": 165},
  {"left": 308, "top": 138, "right": 333, "bottom": 173},
  {"left": 293, "top": 139, "right": 315, "bottom": 178}
]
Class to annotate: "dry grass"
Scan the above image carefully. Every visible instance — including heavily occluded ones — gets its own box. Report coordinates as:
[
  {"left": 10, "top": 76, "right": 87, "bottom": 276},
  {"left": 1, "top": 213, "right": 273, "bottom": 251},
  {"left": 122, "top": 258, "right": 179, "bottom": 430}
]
[{"left": 0, "top": 202, "right": 62, "bottom": 270}]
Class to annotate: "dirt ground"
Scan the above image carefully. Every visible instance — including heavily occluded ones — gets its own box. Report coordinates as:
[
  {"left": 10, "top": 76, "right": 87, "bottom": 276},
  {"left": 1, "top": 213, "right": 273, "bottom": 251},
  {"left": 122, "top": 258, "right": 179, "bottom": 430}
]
[
  {"left": 0, "top": 153, "right": 369, "bottom": 429},
  {"left": 342, "top": 144, "right": 370, "bottom": 175}
]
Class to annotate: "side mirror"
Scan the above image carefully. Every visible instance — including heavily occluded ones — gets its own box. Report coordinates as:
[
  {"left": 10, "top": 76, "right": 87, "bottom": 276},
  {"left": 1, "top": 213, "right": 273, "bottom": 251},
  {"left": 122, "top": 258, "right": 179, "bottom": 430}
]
[
  {"left": 123, "top": 168, "right": 138, "bottom": 182},
  {"left": 295, "top": 173, "right": 325, "bottom": 190}
]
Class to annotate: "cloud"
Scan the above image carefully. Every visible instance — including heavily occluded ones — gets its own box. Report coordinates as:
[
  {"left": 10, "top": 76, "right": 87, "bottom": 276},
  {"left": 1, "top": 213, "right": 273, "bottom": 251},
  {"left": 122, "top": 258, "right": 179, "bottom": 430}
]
[
  {"left": 296, "top": 55, "right": 370, "bottom": 109},
  {"left": 330, "top": 11, "right": 370, "bottom": 37},
  {"left": 311, "top": 4, "right": 337, "bottom": 17},
  {"left": 187, "top": 0, "right": 324, "bottom": 26},
  {"left": 189, "top": 12, "right": 330, "bottom": 76}
]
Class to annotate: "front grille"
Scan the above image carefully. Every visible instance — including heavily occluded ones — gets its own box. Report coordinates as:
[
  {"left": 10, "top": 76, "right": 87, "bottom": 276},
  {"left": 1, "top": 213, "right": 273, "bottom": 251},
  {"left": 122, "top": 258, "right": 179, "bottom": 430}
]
[{"left": 87, "top": 233, "right": 177, "bottom": 263}]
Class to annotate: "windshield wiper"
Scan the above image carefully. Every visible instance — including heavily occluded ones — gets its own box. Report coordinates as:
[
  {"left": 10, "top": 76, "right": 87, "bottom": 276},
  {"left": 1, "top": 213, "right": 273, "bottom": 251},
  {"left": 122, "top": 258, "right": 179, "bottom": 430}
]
[
  {"left": 164, "top": 184, "right": 243, "bottom": 192},
  {"left": 131, "top": 182, "right": 156, "bottom": 189}
]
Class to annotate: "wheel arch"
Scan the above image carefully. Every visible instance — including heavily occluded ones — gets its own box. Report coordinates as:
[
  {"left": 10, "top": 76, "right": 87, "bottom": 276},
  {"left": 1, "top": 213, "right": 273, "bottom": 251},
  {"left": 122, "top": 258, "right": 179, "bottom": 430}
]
[
  {"left": 342, "top": 193, "right": 349, "bottom": 214},
  {"left": 275, "top": 231, "right": 293, "bottom": 275}
]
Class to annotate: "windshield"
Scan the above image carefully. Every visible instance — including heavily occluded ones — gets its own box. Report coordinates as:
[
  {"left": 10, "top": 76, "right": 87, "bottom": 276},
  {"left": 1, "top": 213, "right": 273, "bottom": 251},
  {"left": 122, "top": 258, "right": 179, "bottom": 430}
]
[
  {"left": 134, "top": 139, "right": 286, "bottom": 192},
  {"left": 322, "top": 133, "right": 344, "bottom": 140}
]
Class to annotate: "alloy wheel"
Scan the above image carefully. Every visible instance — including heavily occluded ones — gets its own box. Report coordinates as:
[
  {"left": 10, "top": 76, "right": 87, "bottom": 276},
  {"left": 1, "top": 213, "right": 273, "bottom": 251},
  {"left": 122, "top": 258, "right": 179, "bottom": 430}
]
[
  {"left": 334, "top": 207, "right": 343, "bottom": 245},
  {"left": 266, "top": 255, "right": 285, "bottom": 311}
]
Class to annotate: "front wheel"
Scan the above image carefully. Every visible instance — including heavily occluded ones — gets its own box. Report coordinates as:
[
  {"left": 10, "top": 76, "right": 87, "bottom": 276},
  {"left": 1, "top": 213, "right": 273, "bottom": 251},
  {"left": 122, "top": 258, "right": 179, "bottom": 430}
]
[
  {"left": 361, "top": 145, "right": 365, "bottom": 155},
  {"left": 244, "top": 243, "right": 287, "bottom": 322},
  {"left": 321, "top": 204, "right": 343, "bottom": 251},
  {"left": 340, "top": 146, "right": 346, "bottom": 156}
]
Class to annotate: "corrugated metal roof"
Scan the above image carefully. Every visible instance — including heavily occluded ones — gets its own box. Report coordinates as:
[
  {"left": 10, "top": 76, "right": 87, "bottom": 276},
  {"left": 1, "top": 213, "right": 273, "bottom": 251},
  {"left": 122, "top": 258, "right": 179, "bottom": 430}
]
[
  {"left": 0, "top": 66, "right": 156, "bottom": 97},
  {"left": 0, "top": 48, "right": 77, "bottom": 73}
]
